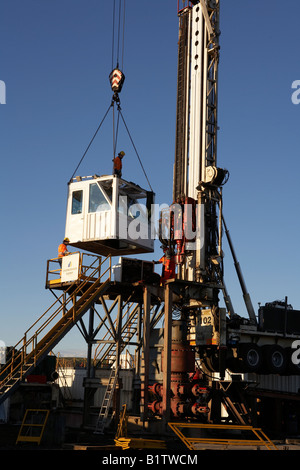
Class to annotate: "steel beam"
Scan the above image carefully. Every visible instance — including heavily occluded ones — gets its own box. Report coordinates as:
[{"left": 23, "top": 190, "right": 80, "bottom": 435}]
[
  {"left": 162, "top": 283, "right": 173, "bottom": 424},
  {"left": 141, "top": 287, "right": 151, "bottom": 422}
]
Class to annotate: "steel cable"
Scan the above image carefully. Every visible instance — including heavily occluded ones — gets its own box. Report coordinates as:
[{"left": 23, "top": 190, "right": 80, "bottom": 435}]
[
  {"left": 69, "top": 102, "right": 112, "bottom": 182},
  {"left": 118, "top": 107, "right": 153, "bottom": 192}
]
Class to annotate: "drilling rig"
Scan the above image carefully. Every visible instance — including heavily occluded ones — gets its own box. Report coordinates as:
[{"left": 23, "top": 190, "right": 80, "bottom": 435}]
[
  {"left": 147, "top": 0, "right": 300, "bottom": 426},
  {"left": 147, "top": 0, "right": 229, "bottom": 423},
  {"left": 2, "top": 1, "right": 300, "bottom": 441}
]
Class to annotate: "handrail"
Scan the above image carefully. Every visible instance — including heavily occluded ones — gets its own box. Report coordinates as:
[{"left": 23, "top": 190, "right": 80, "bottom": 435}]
[
  {"left": 46, "top": 252, "right": 102, "bottom": 284},
  {"left": 168, "top": 423, "right": 279, "bottom": 450},
  {"left": 26, "top": 254, "right": 103, "bottom": 339},
  {"left": 0, "top": 254, "right": 111, "bottom": 388}
]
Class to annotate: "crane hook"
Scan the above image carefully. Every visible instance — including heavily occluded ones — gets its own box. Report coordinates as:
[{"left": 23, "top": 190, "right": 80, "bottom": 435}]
[{"left": 109, "top": 67, "right": 125, "bottom": 102}]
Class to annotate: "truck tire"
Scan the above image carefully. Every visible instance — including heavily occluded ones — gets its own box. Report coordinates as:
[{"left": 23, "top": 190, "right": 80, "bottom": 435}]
[
  {"left": 239, "top": 343, "right": 262, "bottom": 373},
  {"left": 262, "top": 344, "right": 287, "bottom": 375}
]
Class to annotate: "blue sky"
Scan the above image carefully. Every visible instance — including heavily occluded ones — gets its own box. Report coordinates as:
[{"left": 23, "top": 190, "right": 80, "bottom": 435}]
[{"left": 1, "top": 0, "right": 300, "bottom": 356}]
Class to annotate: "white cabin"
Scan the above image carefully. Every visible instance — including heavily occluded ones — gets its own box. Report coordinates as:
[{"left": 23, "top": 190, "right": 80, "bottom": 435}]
[{"left": 65, "top": 175, "right": 155, "bottom": 256}]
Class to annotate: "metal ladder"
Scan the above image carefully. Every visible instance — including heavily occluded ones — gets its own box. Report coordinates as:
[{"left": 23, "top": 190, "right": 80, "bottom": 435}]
[{"left": 95, "top": 367, "right": 119, "bottom": 434}]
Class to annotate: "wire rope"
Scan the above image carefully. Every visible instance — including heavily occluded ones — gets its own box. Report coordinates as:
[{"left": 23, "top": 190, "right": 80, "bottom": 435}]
[
  {"left": 121, "top": 0, "right": 126, "bottom": 70},
  {"left": 111, "top": 0, "right": 116, "bottom": 70},
  {"left": 113, "top": 105, "right": 121, "bottom": 158},
  {"left": 112, "top": 0, "right": 126, "bottom": 69},
  {"left": 116, "top": 0, "right": 122, "bottom": 66},
  {"left": 118, "top": 107, "right": 153, "bottom": 192},
  {"left": 69, "top": 102, "right": 112, "bottom": 182},
  {"left": 69, "top": 1, "right": 153, "bottom": 193}
]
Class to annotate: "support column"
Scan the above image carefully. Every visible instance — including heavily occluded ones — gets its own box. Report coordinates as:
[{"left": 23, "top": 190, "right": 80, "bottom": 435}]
[
  {"left": 83, "top": 305, "right": 96, "bottom": 428},
  {"left": 115, "top": 295, "right": 123, "bottom": 425},
  {"left": 162, "top": 282, "right": 172, "bottom": 424},
  {"left": 86, "top": 306, "right": 95, "bottom": 379},
  {"left": 135, "top": 303, "right": 142, "bottom": 376},
  {"left": 133, "top": 303, "right": 142, "bottom": 415},
  {"left": 141, "top": 287, "right": 150, "bottom": 422}
]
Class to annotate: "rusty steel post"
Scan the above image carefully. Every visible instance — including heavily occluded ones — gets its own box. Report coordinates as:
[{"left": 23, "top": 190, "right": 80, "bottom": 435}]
[
  {"left": 141, "top": 287, "right": 151, "bottom": 422},
  {"left": 162, "top": 283, "right": 173, "bottom": 423}
]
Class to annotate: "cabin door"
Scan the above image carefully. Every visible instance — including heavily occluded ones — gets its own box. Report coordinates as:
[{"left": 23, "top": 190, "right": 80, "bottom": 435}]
[{"left": 69, "top": 186, "right": 85, "bottom": 241}]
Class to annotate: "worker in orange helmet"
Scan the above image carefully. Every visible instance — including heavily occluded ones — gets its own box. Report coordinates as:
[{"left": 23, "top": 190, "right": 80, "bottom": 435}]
[
  {"left": 113, "top": 151, "right": 125, "bottom": 177},
  {"left": 58, "top": 238, "right": 70, "bottom": 259},
  {"left": 154, "top": 247, "right": 176, "bottom": 284}
]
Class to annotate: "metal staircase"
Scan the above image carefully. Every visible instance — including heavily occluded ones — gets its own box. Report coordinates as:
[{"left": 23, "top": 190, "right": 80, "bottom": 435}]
[
  {"left": 92, "top": 300, "right": 164, "bottom": 433},
  {"left": 92, "top": 301, "right": 140, "bottom": 434},
  {"left": 94, "top": 302, "right": 140, "bottom": 366},
  {"left": 0, "top": 255, "right": 111, "bottom": 405},
  {"left": 94, "top": 302, "right": 164, "bottom": 366}
]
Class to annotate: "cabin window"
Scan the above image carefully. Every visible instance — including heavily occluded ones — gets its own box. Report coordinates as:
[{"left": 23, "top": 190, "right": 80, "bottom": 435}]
[
  {"left": 118, "top": 195, "right": 148, "bottom": 224},
  {"left": 89, "top": 183, "right": 112, "bottom": 213},
  {"left": 71, "top": 190, "right": 83, "bottom": 214}
]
